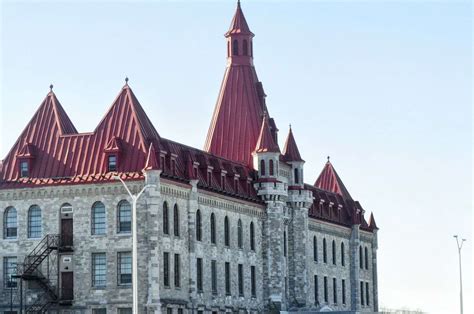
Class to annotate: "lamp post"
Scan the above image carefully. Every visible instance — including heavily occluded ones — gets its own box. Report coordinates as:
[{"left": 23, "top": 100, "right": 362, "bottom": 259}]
[
  {"left": 453, "top": 235, "right": 466, "bottom": 314},
  {"left": 114, "top": 175, "right": 156, "bottom": 314}
]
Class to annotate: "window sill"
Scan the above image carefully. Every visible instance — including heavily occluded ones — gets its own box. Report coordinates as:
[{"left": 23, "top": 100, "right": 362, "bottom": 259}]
[
  {"left": 3, "top": 238, "right": 18, "bottom": 242},
  {"left": 91, "top": 286, "right": 107, "bottom": 290},
  {"left": 117, "top": 284, "right": 132, "bottom": 289},
  {"left": 91, "top": 234, "right": 107, "bottom": 237},
  {"left": 116, "top": 232, "right": 131, "bottom": 237}
]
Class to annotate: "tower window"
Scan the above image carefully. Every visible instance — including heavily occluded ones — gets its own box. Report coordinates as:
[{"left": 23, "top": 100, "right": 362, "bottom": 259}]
[
  {"left": 211, "top": 260, "right": 217, "bottom": 294},
  {"left": 283, "top": 231, "right": 287, "bottom": 257},
  {"left": 294, "top": 168, "right": 299, "bottom": 184},
  {"left": 196, "top": 258, "right": 203, "bottom": 292},
  {"left": 260, "top": 160, "right": 266, "bottom": 176},
  {"left": 19, "top": 160, "right": 29, "bottom": 177},
  {"left": 163, "top": 252, "right": 169, "bottom": 287},
  {"left": 365, "top": 247, "right": 369, "bottom": 270},
  {"left": 324, "top": 276, "right": 328, "bottom": 303},
  {"left": 313, "top": 236, "right": 317, "bottom": 262},
  {"left": 251, "top": 265, "right": 256, "bottom": 297},
  {"left": 341, "top": 242, "right": 345, "bottom": 266},
  {"left": 210, "top": 213, "right": 216, "bottom": 244},
  {"left": 232, "top": 39, "right": 239, "bottom": 56},
  {"left": 225, "top": 262, "right": 231, "bottom": 295},
  {"left": 250, "top": 221, "right": 255, "bottom": 251},
  {"left": 359, "top": 246, "right": 363, "bottom": 269},
  {"left": 332, "top": 240, "right": 336, "bottom": 265},
  {"left": 108, "top": 155, "right": 117, "bottom": 172},
  {"left": 243, "top": 39, "right": 248, "bottom": 56},
  {"left": 196, "top": 209, "right": 202, "bottom": 241},
  {"left": 237, "top": 219, "right": 243, "bottom": 248},
  {"left": 269, "top": 159, "right": 274, "bottom": 176}
]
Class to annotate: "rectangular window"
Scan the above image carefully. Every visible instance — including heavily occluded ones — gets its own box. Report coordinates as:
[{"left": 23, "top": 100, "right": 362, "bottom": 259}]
[
  {"left": 108, "top": 155, "right": 117, "bottom": 172},
  {"left": 4, "top": 209, "right": 17, "bottom": 239},
  {"left": 251, "top": 265, "right": 256, "bottom": 297},
  {"left": 342, "top": 279, "right": 346, "bottom": 305},
  {"left": 27, "top": 207, "right": 42, "bottom": 238},
  {"left": 211, "top": 260, "right": 217, "bottom": 294},
  {"left": 314, "top": 275, "right": 319, "bottom": 304},
  {"left": 163, "top": 252, "right": 170, "bottom": 287},
  {"left": 196, "top": 258, "right": 203, "bottom": 292},
  {"left": 366, "top": 282, "right": 370, "bottom": 306},
  {"left": 178, "top": 309, "right": 183, "bottom": 314},
  {"left": 92, "top": 204, "right": 106, "bottom": 235},
  {"left": 360, "top": 281, "right": 364, "bottom": 306},
  {"left": 92, "top": 309, "right": 106, "bottom": 314},
  {"left": 3, "top": 257, "right": 17, "bottom": 288},
  {"left": 92, "top": 253, "right": 106, "bottom": 287},
  {"left": 166, "top": 308, "right": 173, "bottom": 314},
  {"left": 118, "top": 202, "right": 131, "bottom": 233},
  {"left": 324, "top": 276, "right": 328, "bottom": 303},
  {"left": 174, "top": 254, "right": 180, "bottom": 288},
  {"left": 20, "top": 161, "right": 28, "bottom": 177},
  {"left": 333, "top": 277, "right": 337, "bottom": 304},
  {"left": 238, "top": 264, "right": 244, "bottom": 296},
  {"left": 118, "top": 252, "right": 132, "bottom": 285},
  {"left": 225, "top": 262, "right": 231, "bottom": 295},
  {"left": 117, "top": 309, "right": 132, "bottom": 314}
]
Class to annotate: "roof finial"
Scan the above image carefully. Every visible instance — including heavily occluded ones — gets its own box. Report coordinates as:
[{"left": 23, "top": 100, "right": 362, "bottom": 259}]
[
  {"left": 327, "top": 156, "right": 330, "bottom": 162},
  {"left": 289, "top": 123, "right": 292, "bottom": 130},
  {"left": 49, "top": 84, "right": 53, "bottom": 92},
  {"left": 125, "top": 76, "right": 129, "bottom": 85}
]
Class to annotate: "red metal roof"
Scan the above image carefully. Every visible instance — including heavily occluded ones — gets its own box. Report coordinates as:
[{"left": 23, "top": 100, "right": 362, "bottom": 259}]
[
  {"left": 205, "top": 2, "right": 276, "bottom": 167},
  {"left": 314, "top": 160, "right": 353, "bottom": 200},
  {"left": 254, "top": 114, "right": 280, "bottom": 153},
  {"left": 225, "top": 1, "right": 254, "bottom": 37},
  {"left": 282, "top": 127, "right": 303, "bottom": 162}
]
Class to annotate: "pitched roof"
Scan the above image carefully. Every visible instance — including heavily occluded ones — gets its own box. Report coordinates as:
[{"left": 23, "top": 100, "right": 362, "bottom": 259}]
[
  {"left": 143, "top": 143, "right": 159, "bottom": 171},
  {"left": 314, "top": 160, "right": 353, "bottom": 200},
  {"left": 225, "top": 1, "right": 254, "bottom": 37},
  {"left": 0, "top": 85, "right": 159, "bottom": 185},
  {"left": 282, "top": 127, "right": 303, "bottom": 162},
  {"left": 254, "top": 114, "right": 280, "bottom": 153}
]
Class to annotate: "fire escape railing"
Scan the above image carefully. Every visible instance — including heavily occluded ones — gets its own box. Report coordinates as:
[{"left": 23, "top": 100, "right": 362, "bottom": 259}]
[{"left": 16, "top": 234, "right": 62, "bottom": 313}]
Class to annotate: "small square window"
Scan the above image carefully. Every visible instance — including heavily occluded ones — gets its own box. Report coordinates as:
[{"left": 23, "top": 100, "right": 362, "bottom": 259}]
[
  {"left": 107, "top": 155, "right": 117, "bottom": 172},
  {"left": 20, "top": 161, "right": 29, "bottom": 177}
]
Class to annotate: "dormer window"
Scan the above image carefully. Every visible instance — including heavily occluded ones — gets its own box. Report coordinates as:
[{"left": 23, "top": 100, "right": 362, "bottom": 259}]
[
  {"left": 108, "top": 155, "right": 117, "bottom": 172},
  {"left": 19, "top": 160, "right": 29, "bottom": 177},
  {"left": 221, "top": 175, "right": 226, "bottom": 189}
]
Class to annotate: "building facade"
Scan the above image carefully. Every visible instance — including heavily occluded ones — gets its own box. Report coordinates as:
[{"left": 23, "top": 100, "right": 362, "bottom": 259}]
[{"left": 0, "top": 2, "right": 379, "bottom": 313}]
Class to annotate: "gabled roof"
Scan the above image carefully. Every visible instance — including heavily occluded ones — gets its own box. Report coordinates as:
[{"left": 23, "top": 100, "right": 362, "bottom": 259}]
[
  {"left": 314, "top": 159, "right": 353, "bottom": 200},
  {"left": 225, "top": 1, "right": 254, "bottom": 37},
  {"left": 282, "top": 127, "right": 303, "bottom": 162},
  {"left": 0, "top": 84, "right": 159, "bottom": 184},
  {"left": 104, "top": 136, "right": 122, "bottom": 153},
  {"left": 254, "top": 114, "right": 280, "bottom": 153}
]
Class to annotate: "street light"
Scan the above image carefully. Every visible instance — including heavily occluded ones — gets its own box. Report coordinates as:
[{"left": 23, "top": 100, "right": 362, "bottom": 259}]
[
  {"left": 114, "top": 175, "right": 156, "bottom": 314},
  {"left": 453, "top": 235, "right": 466, "bottom": 314}
]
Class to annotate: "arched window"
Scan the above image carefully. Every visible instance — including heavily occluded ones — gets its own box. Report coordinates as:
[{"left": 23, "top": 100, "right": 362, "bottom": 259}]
[
  {"left": 243, "top": 39, "right": 248, "bottom": 56},
  {"left": 294, "top": 168, "right": 299, "bottom": 184},
  {"left": 332, "top": 240, "right": 336, "bottom": 265},
  {"left": 27, "top": 205, "right": 42, "bottom": 238},
  {"left": 359, "top": 246, "right": 363, "bottom": 269},
  {"left": 365, "top": 247, "right": 369, "bottom": 270},
  {"left": 163, "top": 202, "right": 169, "bottom": 235},
  {"left": 260, "top": 160, "right": 266, "bottom": 176},
  {"left": 232, "top": 39, "right": 239, "bottom": 56},
  {"left": 4, "top": 207, "right": 17, "bottom": 239},
  {"left": 313, "top": 236, "right": 318, "bottom": 261},
  {"left": 283, "top": 231, "right": 287, "bottom": 257},
  {"left": 174, "top": 204, "right": 180, "bottom": 237},
  {"left": 323, "top": 238, "right": 327, "bottom": 263},
  {"left": 224, "top": 216, "right": 230, "bottom": 246},
  {"left": 269, "top": 159, "right": 274, "bottom": 176},
  {"left": 91, "top": 202, "right": 106, "bottom": 235},
  {"left": 196, "top": 209, "right": 202, "bottom": 241},
  {"left": 117, "top": 200, "right": 131, "bottom": 233},
  {"left": 210, "top": 213, "right": 216, "bottom": 244},
  {"left": 250, "top": 221, "right": 255, "bottom": 251},
  {"left": 237, "top": 219, "right": 243, "bottom": 248},
  {"left": 341, "top": 242, "right": 345, "bottom": 266}
]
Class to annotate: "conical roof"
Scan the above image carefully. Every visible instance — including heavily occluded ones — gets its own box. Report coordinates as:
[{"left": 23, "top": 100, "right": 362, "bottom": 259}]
[
  {"left": 225, "top": 1, "right": 254, "bottom": 37},
  {"left": 254, "top": 114, "right": 280, "bottom": 153},
  {"left": 282, "top": 127, "right": 303, "bottom": 162},
  {"left": 314, "top": 159, "right": 352, "bottom": 200}
]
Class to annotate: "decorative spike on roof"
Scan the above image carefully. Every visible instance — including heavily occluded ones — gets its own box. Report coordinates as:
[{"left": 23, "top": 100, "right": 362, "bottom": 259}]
[
  {"left": 282, "top": 126, "right": 304, "bottom": 162},
  {"left": 314, "top": 159, "right": 353, "bottom": 200},
  {"left": 369, "top": 212, "right": 379, "bottom": 230},
  {"left": 143, "top": 143, "right": 159, "bottom": 171},
  {"left": 254, "top": 114, "right": 280, "bottom": 153},
  {"left": 225, "top": 1, "right": 254, "bottom": 37}
]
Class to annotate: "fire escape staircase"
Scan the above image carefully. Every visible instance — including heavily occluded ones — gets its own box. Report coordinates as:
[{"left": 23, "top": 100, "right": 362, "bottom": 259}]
[{"left": 16, "top": 234, "right": 61, "bottom": 313}]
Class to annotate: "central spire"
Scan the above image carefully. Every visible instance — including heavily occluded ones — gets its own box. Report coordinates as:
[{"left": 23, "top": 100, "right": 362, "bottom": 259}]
[
  {"left": 205, "top": 1, "right": 275, "bottom": 167},
  {"left": 225, "top": 1, "right": 254, "bottom": 66}
]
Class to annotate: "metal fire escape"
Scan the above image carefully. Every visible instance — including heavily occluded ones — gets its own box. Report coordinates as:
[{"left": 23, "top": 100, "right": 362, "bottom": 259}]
[{"left": 14, "top": 234, "right": 72, "bottom": 313}]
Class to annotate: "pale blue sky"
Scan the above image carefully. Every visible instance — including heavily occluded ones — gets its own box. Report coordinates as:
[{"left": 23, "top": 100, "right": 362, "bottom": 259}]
[{"left": 0, "top": 1, "right": 472, "bottom": 313}]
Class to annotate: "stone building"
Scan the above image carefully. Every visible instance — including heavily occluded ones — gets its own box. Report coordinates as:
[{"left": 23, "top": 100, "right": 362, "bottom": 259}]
[{"left": 0, "top": 2, "right": 379, "bottom": 313}]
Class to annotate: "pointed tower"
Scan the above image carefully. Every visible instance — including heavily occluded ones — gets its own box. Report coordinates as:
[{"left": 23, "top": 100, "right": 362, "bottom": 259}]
[
  {"left": 282, "top": 126, "right": 305, "bottom": 187},
  {"left": 314, "top": 158, "right": 353, "bottom": 200},
  {"left": 205, "top": 1, "right": 275, "bottom": 167},
  {"left": 253, "top": 114, "right": 280, "bottom": 179}
]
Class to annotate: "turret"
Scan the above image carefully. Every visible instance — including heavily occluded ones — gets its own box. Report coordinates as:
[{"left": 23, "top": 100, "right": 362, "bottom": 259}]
[
  {"left": 282, "top": 126, "right": 305, "bottom": 187},
  {"left": 225, "top": 0, "right": 254, "bottom": 66}
]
